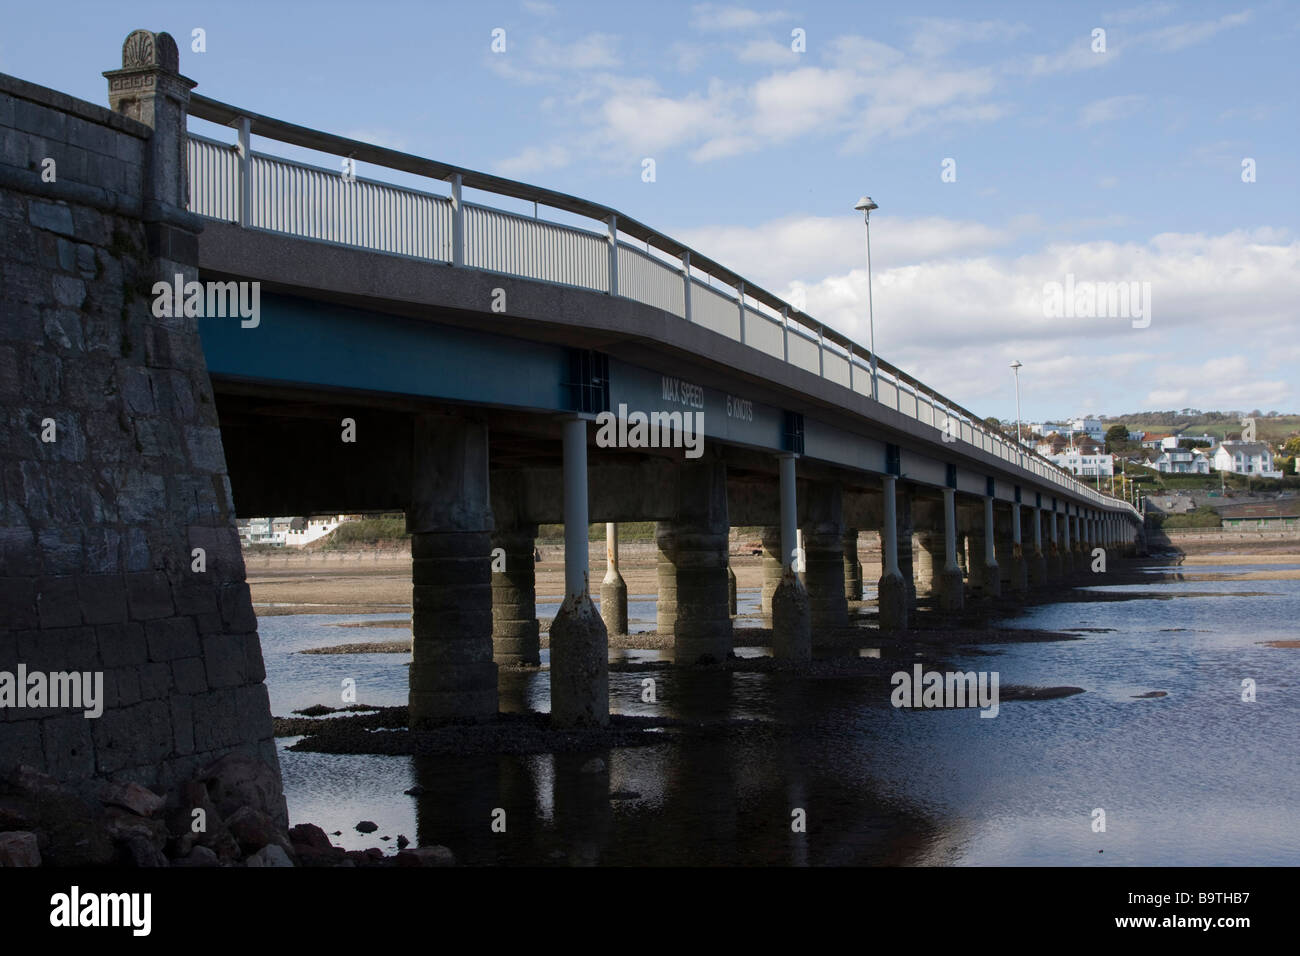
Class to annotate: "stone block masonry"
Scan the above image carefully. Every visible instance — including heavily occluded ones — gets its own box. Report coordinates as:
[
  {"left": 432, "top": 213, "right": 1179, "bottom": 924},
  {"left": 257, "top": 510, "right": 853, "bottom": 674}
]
[{"left": 0, "top": 37, "right": 284, "bottom": 819}]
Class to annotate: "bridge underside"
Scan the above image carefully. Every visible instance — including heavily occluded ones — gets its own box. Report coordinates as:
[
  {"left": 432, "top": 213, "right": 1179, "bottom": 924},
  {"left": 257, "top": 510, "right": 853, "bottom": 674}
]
[{"left": 213, "top": 378, "right": 1138, "bottom": 728}]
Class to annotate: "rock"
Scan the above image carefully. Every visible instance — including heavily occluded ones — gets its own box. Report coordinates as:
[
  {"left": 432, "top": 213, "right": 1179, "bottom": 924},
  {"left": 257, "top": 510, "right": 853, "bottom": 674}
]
[
  {"left": 98, "top": 781, "right": 164, "bottom": 817},
  {"left": 0, "top": 765, "right": 112, "bottom": 866},
  {"left": 225, "top": 806, "right": 292, "bottom": 857},
  {"left": 199, "top": 754, "right": 288, "bottom": 828},
  {"left": 355, "top": 820, "right": 378, "bottom": 833},
  {"left": 579, "top": 757, "right": 606, "bottom": 774},
  {"left": 0, "top": 831, "right": 41, "bottom": 867},
  {"left": 104, "top": 807, "right": 169, "bottom": 851},
  {"left": 396, "top": 834, "right": 410, "bottom": 849},
  {"left": 293, "top": 843, "right": 346, "bottom": 867},
  {"left": 117, "top": 832, "right": 169, "bottom": 867},
  {"left": 394, "top": 845, "right": 455, "bottom": 867},
  {"left": 288, "top": 823, "right": 332, "bottom": 850},
  {"left": 171, "top": 844, "right": 220, "bottom": 867},
  {"left": 245, "top": 845, "right": 294, "bottom": 867},
  {"left": 0, "top": 799, "right": 34, "bottom": 831}
]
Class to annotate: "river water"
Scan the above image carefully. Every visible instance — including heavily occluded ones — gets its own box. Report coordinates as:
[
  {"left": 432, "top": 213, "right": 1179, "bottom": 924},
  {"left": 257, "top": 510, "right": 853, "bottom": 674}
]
[{"left": 261, "top": 562, "right": 1300, "bottom": 865}]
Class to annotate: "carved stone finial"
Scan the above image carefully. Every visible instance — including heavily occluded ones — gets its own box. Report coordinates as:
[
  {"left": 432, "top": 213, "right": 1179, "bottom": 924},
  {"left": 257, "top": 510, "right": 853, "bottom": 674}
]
[{"left": 121, "top": 29, "right": 180, "bottom": 72}]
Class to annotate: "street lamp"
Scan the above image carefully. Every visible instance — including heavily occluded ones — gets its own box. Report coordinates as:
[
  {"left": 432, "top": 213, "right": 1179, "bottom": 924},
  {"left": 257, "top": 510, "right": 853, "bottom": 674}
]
[
  {"left": 855, "top": 196, "right": 879, "bottom": 401},
  {"left": 1010, "top": 360, "right": 1023, "bottom": 455}
]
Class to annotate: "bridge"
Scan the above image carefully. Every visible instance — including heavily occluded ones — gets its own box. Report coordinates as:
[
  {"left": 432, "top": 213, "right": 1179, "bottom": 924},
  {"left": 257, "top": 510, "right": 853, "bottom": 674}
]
[
  {"left": 0, "top": 32, "right": 1140, "bottom": 794},
  {"left": 180, "top": 63, "right": 1141, "bottom": 725}
]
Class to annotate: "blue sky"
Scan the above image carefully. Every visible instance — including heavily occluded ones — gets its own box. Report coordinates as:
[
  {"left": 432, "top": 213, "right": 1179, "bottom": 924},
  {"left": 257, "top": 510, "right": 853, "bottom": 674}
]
[{"left": 4, "top": 1, "right": 1297, "bottom": 422}]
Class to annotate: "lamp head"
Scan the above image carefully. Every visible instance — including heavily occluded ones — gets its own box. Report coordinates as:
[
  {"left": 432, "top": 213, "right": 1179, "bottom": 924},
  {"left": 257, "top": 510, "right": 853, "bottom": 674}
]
[{"left": 854, "top": 196, "right": 879, "bottom": 215}]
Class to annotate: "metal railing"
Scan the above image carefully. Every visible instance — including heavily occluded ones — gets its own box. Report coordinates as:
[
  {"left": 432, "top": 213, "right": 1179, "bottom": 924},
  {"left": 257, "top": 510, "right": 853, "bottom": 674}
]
[{"left": 184, "top": 94, "right": 1138, "bottom": 520}]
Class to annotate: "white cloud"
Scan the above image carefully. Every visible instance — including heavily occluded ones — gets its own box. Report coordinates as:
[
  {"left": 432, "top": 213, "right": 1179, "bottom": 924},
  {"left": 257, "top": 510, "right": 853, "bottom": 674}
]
[
  {"left": 1101, "top": 2, "right": 1176, "bottom": 26},
  {"left": 907, "top": 17, "right": 1029, "bottom": 59},
  {"left": 1079, "top": 94, "right": 1145, "bottom": 126},
  {"left": 691, "top": 4, "right": 790, "bottom": 31},
  {"left": 531, "top": 33, "right": 621, "bottom": 70},
  {"left": 521, "top": 0, "right": 556, "bottom": 14},
  {"left": 737, "top": 38, "right": 800, "bottom": 65},
  {"left": 749, "top": 227, "right": 1300, "bottom": 411},
  {"left": 1143, "top": 10, "right": 1253, "bottom": 52},
  {"left": 494, "top": 143, "right": 571, "bottom": 176}
]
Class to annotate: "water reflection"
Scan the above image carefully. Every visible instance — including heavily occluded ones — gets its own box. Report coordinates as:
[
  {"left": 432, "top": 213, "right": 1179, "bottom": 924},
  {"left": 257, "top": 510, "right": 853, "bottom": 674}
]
[{"left": 269, "top": 574, "right": 1300, "bottom": 865}]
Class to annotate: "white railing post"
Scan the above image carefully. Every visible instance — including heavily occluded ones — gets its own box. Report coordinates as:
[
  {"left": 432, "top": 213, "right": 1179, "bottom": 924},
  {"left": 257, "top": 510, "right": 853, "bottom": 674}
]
[
  {"left": 682, "top": 251, "right": 692, "bottom": 322},
  {"left": 817, "top": 326, "right": 824, "bottom": 377},
  {"left": 782, "top": 306, "right": 790, "bottom": 362},
  {"left": 848, "top": 347, "right": 855, "bottom": 392},
  {"left": 607, "top": 214, "right": 618, "bottom": 295},
  {"left": 450, "top": 173, "right": 464, "bottom": 266},
  {"left": 235, "top": 116, "right": 251, "bottom": 227},
  {"left": 737, "top": 281, "right": 746, "bottom": 344}
]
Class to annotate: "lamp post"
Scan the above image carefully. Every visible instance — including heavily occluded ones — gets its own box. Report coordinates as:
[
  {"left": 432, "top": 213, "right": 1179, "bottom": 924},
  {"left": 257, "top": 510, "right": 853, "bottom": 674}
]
[
  {"left": 1010, "top": 360, "right": 1023, "bottom": 457},
  {"left": 855, "top": 196, "right": 879, "bottom": 402}
]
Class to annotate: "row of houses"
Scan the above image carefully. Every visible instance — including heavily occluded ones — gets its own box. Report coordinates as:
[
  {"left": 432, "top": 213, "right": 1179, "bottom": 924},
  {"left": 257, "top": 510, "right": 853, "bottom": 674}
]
[{"left": 236, "top": 514, "right": 361, "bottom": 547}]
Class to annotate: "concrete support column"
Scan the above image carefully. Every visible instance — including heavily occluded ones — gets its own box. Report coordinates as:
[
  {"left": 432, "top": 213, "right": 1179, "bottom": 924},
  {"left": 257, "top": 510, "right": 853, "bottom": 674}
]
[
  {"left": 1047, "top": 505, "right": 1062, "bottom": 580},
  {"left": 936, "top": 488, "right": 964, "bottom": 612},
  {"left": 877, "top": 476, "right": 909, "bottom": 629},
  {"left": 728, "top": 559, "right": 738, "bottom": 616},
  {"left": 843, "top": 529, "right": 863, "bottom": 601},
  {"left": 970, "top": 495, "right": 1001, "bottom": 598},
  {"left": 1029, "top": 505, "right": 1048, "bottom": 587},
  {"left": 772, "top": 454, "right": 811, "bottom": 659},
  {"left": 802, "top": 483, "right": 848, "bottom": 631},
  {"left": 1061, "top": 507, "right": 1074, "bottom": 576},
  {"left": 656, "top": 457, "right": 732, "bottom": 665},
  {"left": 1008, "top": 503, "right": 1028, "bottom": 592},
  {"left": 895, "top": 489, "right": 917, "bottom": 608},
  {"left": 409, "top": 416, "right": 497, "bottom": 727},
  {"left": 912, "top": 530, "right": 944, "bottom": 597},
  {"left": 549, "top": 417, "right": 609, "bottom": 728},
  {"left": 760, "top": 525, "right": 783, "bottom": 618},
  {"left": 600, "top": 522, "right": 628, "bottom": 637},
  {"left": 491, "top": 524, "right": 541, "bottom": 665}
]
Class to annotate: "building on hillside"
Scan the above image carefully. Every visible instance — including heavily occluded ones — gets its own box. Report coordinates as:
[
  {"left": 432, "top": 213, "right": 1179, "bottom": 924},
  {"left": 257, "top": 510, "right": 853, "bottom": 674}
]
[
  {"left": 283, "top": 514, "right": 351, "bottom": 547},
  {"left": 1211, "top": 441, "right": 1282, "bottom": 478},
  {"left": 1153, "top": 447, "right": 1210, "bottom": 474},
  {"left": 1145, "top": 494, "right": 1200, "bottom": 515},
  {"left": 1174, "top": 433, "right": 1217, "bottom": 448},
  {"left": 1046, "top": 448, "right": 1114, "bottom": 477},
  {"left": 1216, "top": 500, "right": 1300, "bottom": 530},
  {"left": 1029, "top": 422, "right": 1068, "bottom": 437},
  {"left": 1127, "top": 429, "right": 1146, "bottom": 442},
  {"left": 1141, "top": 434, "right": 1174, "bottom": 450},
  {"left": 1068, "top": 417, "right": 1104, "bottom": 441}
]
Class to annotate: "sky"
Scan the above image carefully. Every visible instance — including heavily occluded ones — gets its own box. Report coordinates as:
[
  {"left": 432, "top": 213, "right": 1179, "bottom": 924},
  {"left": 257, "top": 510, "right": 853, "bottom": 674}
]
[{"left": 4, "top": 0, "right": 1297, "bottom": 423}]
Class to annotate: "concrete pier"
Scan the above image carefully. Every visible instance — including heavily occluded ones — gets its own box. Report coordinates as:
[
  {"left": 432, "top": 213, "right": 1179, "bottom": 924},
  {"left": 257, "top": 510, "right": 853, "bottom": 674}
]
[
  {"left": 409, "top": 415, "right": 498, "bottom": 727},
  {"left": 1007, "top": 502, "right": 1029, "bottom": 592},
  {"left": 803, "top": 483, "right": 848, "bottom": 631},
  {"left": 936, "top": 487, "right": 965, "bottom": 612},
  {"left": 771, "top": 454, "right": 811, "bottom": 659},
  {"left": 877, "top": 476, "right": 909, "bottom": 629},
  {"left": 600, "top": 522, "right": 628, "bottom": 637},
  {"left": 843, "top": 529, "right": 864, "bottom": 600},
  {"left": 761, "top": 525, "right": 783, "bottom": 618},
  {"left": 548, "top": 417, "right": 609, "bottom": 727},
  {"left": 491, "top": 523, "right": 541, "bottom": 665},
  {"left": 656, "top": 457, "right": 733, "bottom": 665}
]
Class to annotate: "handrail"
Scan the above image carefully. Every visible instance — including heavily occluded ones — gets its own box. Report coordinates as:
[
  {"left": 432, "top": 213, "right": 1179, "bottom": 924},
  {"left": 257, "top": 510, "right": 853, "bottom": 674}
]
[{"left": 185, "top": 94, "right": 1137, "bottom": 519}]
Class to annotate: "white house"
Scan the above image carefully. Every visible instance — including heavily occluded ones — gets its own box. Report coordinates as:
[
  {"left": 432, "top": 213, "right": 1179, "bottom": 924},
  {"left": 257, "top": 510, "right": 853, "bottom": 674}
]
[
  {"left": 1211, "top": 441, "right": 1282, "bottom": 478},
  {"left": 1068, "top": 417, "right": 1105, "bottom": 442},
  {"left": 1047, "top": 449, "right": 1114, "bottom": 477},
  {"left": 1153, "top": 447, "right": 1210, "bottom": 474},
  {"left": 283, "top": 514, "right": 354, "bottom": 547}
]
